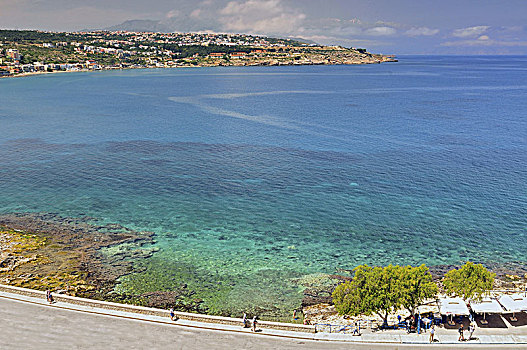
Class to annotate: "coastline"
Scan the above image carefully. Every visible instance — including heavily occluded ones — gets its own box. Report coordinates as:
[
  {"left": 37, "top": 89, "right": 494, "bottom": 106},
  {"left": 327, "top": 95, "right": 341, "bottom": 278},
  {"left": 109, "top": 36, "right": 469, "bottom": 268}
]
[
  {"left": 0, "top": 29, "right": 397, "bottom": 81},
  {"left": 1, "top": 66, "right": 132, "bottom": 79},
  {"left": 3, "top": 284, "right": 527, "bottom": 348},
  {"left": 2, "top": 212, "right": 527, "bottom": 325},
  {"left": 0, "top": 54, "right": 397, "bottom": 80}
]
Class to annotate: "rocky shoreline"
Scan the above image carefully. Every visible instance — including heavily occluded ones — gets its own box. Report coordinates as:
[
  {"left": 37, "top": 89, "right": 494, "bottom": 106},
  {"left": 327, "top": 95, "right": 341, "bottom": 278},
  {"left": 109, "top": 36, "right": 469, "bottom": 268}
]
[
  {"left": 0, "top": 213, "right": 155, "bottom": 301},
  {"left": 0, "top": 212, "right": 220, "bottom": 313}
]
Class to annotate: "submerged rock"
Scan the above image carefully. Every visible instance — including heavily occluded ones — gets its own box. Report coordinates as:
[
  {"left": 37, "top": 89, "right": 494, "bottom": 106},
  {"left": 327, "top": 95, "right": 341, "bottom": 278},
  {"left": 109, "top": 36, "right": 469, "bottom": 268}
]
[{"left": 139, "top": 290, "right": 205, "bottom": 312}]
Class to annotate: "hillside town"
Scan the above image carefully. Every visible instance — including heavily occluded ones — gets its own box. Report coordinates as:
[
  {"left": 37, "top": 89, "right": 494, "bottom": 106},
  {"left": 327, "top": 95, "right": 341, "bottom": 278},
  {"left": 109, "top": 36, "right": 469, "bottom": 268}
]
[{"left": 0, "top": 30, "right": 396, "bottom": 77}]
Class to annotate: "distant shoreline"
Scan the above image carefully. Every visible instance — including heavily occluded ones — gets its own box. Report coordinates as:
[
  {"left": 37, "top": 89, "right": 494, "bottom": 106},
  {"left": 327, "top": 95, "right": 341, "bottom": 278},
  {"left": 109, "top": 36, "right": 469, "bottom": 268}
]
[
  {"left": 2, "top": 29, "right": 399, "bottom": 79},
  {"left": 1, "top": 56, "right": 397, "bottom": 80}
]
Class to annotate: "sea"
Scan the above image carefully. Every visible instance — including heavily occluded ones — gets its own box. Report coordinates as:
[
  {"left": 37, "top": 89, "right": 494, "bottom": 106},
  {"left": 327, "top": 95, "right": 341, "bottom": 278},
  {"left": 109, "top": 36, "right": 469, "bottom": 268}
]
[{"left": 0, "top": 56, "right": 526, "bottom": 318}]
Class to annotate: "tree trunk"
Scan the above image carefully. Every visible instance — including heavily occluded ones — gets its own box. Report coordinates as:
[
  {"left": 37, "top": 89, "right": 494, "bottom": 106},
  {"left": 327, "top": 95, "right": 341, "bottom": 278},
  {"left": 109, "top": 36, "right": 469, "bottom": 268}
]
[{"left": 377, "top": 311, "right": 389, "bottom": 326}]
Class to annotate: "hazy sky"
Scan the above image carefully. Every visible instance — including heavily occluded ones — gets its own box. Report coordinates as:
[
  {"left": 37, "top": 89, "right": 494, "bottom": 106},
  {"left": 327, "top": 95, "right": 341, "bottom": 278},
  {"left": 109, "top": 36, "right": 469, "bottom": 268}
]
[{"left": 1, "top": 0, "right": 526, "bottom": 54}]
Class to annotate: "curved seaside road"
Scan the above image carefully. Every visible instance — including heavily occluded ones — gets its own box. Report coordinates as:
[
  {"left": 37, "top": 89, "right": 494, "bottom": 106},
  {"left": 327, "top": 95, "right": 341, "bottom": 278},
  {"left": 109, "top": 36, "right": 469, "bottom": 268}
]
[{"left": 0, "top": 297, "right": 521, "bottom": 350}]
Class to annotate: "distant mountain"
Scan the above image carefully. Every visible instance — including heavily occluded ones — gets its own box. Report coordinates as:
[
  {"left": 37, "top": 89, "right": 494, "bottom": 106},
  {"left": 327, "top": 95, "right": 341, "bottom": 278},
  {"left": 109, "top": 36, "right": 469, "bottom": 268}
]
[
  {"left": 105, "top": 20, "right": 171, "bottom": 33},
  {"left": 103, "top": 20, "right": 318, "bottom": 46},
  {"left": 288, "top": 37, "right": 318, "bottom": 45}
]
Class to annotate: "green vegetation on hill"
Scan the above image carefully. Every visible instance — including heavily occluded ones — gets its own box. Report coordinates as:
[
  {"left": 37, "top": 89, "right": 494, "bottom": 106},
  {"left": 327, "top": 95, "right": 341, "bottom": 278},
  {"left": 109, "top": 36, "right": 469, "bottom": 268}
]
[
  {"left": 158, "top": 44, "right": 252, "bottom": 58},
  {"left": 0, "top": 29, "right": 395, "bottom": 76},
  {"left": 1, "top": 30, "right": 87, "bottom": 43}
]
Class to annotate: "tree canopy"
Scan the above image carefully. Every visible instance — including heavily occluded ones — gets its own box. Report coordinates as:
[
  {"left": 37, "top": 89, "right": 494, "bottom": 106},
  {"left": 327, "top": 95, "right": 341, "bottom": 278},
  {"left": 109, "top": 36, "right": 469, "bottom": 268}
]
[
  {"left": 443, "top": 262, "right": 495, "bottom": 301},
  {"left": 332, "top": 264, "right": 437, "bottom": 324},
  {"left": 398, "top": 264, "right": 438, "bottom": 315}
]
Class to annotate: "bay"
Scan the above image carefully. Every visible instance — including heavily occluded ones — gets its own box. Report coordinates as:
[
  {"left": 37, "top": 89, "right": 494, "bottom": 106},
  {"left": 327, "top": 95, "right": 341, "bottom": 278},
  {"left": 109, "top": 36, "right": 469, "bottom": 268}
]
[{"left": 1, "top": 56, "right": 526, "bottom": 318}]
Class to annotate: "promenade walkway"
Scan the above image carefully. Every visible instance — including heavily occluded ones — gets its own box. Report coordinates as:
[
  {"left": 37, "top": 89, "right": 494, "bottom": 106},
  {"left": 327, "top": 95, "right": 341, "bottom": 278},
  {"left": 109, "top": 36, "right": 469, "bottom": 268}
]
[{"left": 1, "top": 288, "right": 527, "bottom": 349}]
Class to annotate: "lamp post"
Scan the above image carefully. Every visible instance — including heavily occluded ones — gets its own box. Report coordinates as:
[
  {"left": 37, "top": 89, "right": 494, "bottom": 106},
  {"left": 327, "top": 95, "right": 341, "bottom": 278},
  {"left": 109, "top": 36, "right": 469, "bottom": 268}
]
[{"left": 417, "top": 308, "right": 421, "bottom": 334}]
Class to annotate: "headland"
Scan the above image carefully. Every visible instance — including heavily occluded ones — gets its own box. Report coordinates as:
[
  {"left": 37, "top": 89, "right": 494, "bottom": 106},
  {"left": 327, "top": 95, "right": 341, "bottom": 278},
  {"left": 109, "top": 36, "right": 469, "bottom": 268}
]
[{"left": 0, "top": 29, "right": 396, "bottom": 78}]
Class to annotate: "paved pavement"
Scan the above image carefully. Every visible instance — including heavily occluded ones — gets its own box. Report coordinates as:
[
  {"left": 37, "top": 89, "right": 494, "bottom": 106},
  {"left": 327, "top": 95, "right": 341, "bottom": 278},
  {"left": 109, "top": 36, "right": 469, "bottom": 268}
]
[{"left": 1, "top": 292, "right": 527, "bottom": 349}]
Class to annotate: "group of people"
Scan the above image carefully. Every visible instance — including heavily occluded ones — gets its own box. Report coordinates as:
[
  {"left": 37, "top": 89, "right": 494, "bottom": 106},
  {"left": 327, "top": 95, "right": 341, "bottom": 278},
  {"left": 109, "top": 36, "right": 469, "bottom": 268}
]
[
  {"left": 168, "top": 308, "right": 259, "bottom": 332},
  {"left": 403, "top": 314, "right": 418, "bottom": 333},
  {"left": 242, "top": 313, "right": 258, "bottom": 332},
  {"left": 400, "top": 314, "right": 428, "bottom": 334},
  {"left": 46, "top": 294, "right": 480, "bottom": 343},
  {"left": 396, "top": 312, "right": 477, "bottom": 343},
  {"left": 458, "top": 322, "right": 476, "bottom": 341},
  {"left": 426, "top": 318, "right": 476, "bottom": 343},
  {"left": 293, "top": 309, "right": 310, "bottom": 325},
  {"left": 424, "top": 320, "right": 477, "bottom": 343},
  {"left": 429, "top": 318, "right": 477, "bottom": 343}
]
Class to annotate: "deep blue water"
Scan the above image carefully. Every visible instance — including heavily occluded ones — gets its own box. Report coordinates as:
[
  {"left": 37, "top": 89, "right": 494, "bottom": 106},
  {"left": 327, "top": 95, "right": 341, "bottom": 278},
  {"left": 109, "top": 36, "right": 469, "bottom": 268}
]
[{"left": 1, "top": 56, "right": 526, "bottom": 316}]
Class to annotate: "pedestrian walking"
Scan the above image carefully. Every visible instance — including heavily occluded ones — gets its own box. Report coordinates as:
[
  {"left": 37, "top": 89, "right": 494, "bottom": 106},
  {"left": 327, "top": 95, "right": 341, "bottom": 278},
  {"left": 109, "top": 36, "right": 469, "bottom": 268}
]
[
  {"left": 170, "top": 307, "right": 175, "bottom": 321},
  {"left": 251, "top": 316, "right": 258, "bottom": 332},
  {"left": 46, "top": 290, "right": 54, "bottom": 304},
  {"left": 353, "top": 322, "right": 360, "bottom": 336},
  {"left": 242, "top": 312, "right": 247, "bottom": 328},
  {"left": 458, "top": 324, "right": 465, "bottom": 341},
  {"left": 468, "top": 322, "right": 475, "bottom": 340},
  {"left": 429, "top": 324, "right": 435, "bottom": 343}
]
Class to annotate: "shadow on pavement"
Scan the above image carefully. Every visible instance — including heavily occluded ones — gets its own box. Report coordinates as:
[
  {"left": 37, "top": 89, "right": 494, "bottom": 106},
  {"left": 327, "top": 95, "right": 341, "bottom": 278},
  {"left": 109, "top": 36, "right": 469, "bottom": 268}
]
[
  {"left": 442, "top": 315, "right": 469, "bottom": 330},
  {"left": 475, "top": 314, "right": 507, "bottom": 328},
  {"left": 503, "top": 312, "right": 527, "bottom": 327}
]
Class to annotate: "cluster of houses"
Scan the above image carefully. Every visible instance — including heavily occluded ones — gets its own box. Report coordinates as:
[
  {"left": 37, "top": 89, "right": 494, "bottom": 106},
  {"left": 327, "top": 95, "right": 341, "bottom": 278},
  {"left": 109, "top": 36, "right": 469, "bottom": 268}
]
[
  {"left": 73, "top": 44, "right": 135, "bottom": 59},
  {"left": 0, "top": 46, "right": 107, "bottom": 76},
  {"left": 0, "top": 32, "right": 289, "bottom": 77},
  {"left": 1, "top": 61, "right": 106, "bottom": 76},
  {"left": 208, "top": 49, "right": 268, "bottom": 59},
  {"left": 0, "top": 30, "right": 393, "bottom": 77},
  {"left": 85, "top": 30, "right": 289, "bottom": 48},
  {"left": 72, "top": 31, "right": 288, "bottom": 59}
]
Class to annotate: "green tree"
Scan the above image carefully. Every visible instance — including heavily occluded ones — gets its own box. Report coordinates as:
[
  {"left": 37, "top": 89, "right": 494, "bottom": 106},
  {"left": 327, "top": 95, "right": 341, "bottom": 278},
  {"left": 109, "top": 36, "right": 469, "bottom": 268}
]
[
  {"left": 443, "top": 262, "right": 495, "bottom": 301},
  {"left": 332, "top": 265, "right": 402, "bottom": 325},
  {"left": 398, "top": 264, "right": 438, "bottom": 315}
]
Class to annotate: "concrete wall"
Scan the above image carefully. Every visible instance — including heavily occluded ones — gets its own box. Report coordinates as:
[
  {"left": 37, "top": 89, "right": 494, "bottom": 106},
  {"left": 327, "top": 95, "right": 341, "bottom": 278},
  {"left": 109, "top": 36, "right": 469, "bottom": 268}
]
[{"left": 0, "top": 284, "right": 315, "bottom": 333}]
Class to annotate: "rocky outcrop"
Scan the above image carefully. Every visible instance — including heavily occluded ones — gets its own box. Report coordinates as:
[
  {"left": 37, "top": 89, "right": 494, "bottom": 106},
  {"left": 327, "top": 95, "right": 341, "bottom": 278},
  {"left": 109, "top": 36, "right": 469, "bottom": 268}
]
[{"left": 0, "top": 212, "right": 154, "bottom": 298}]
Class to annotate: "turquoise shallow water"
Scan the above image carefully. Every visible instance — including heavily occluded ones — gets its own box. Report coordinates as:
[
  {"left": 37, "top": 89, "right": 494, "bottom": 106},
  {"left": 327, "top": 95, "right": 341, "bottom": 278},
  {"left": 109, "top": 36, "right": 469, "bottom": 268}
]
[{"left": 0, "top": 56, "right": 526, "bottom": 317}]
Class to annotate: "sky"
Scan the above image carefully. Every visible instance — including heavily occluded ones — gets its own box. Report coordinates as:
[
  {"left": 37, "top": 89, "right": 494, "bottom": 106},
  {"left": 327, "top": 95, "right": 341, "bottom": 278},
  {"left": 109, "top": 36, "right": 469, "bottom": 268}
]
[{"left": 1, "top": 0, "right": 527, "bottom": 54}]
